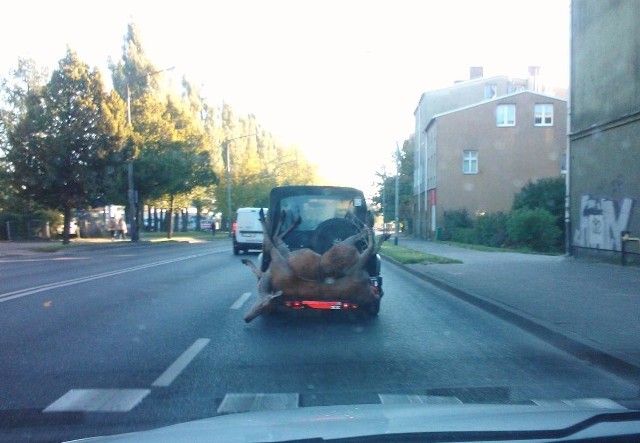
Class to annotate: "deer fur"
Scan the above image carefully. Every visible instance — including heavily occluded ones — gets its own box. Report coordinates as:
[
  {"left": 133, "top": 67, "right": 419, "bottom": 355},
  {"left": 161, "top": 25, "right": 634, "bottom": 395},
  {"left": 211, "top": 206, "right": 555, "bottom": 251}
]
[{"left": 242, "top": 208, "right": 389, "bottom": 322}]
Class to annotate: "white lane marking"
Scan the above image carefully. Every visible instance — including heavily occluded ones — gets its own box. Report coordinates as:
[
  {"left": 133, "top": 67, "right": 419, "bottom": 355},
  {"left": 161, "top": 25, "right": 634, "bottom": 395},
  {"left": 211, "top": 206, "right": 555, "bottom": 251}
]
[
  {"left": 43, "top": 389, "right": 150, "bottom": 412},
  {"left": 217, "top": 393, "right": 299, "bottom": 414},
  {"left": 152, "top": 338, "right": 210, "bottom": 387},
  {"left": 0, "top": 252, "right": 214, "bottom": 303},
  {"left": 230, "top": 292, "right": 252, "bottom": 310},
  {"left": 378, "top": 394, "right": 463, "bottom": 405},
  {"left": 0, "top": 257, "right": 90, "bottom": 263}
]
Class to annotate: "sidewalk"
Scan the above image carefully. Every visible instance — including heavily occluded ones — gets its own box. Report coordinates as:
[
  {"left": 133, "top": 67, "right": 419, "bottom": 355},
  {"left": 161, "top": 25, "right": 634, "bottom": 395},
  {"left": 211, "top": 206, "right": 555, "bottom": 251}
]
[{"left": 388, "top": 237, "right": 640, "bottom": 382}]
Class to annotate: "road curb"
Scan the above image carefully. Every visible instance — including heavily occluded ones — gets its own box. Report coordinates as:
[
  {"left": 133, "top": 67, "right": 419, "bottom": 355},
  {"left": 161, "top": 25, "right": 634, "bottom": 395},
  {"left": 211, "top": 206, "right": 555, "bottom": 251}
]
[{"left": 381, "top": 255, "right": 640, "bottom": 385}]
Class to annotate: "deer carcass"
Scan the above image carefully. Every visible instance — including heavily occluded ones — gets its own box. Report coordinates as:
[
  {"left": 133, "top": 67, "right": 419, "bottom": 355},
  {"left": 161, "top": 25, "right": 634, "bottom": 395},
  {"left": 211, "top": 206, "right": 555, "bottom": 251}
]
[{"left": 242, "top": 208, "right": 389, "bottom": 323}]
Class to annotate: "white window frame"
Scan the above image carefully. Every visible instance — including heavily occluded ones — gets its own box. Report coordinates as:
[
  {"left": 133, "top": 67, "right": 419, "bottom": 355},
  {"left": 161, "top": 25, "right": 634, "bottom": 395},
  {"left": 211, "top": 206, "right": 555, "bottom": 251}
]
[
  {"left": 496, "top": 104, "right": 516, "bottom": 127},
  {"left": 463, "top": 150, "right": 478, "bottom": 174},
  {"left": 534, "top": 103, "right": 554, "bottom": 126}
]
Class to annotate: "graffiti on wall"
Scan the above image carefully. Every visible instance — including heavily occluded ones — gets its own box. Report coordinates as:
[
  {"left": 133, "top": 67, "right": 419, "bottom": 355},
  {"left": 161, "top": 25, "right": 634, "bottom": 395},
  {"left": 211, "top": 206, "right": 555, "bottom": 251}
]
[{"left": 573, "top": 195, "right": 635, "bottom": 251}]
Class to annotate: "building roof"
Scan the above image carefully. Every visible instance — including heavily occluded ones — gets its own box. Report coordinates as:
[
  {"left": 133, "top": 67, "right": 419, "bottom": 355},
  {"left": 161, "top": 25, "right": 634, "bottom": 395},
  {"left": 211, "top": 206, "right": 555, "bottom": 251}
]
[
  {"left": 414, "top": 75, "right": 511, "bottom": 114},
  {"left": 424, "top": 90, "right": 566, "bottom": 132}
]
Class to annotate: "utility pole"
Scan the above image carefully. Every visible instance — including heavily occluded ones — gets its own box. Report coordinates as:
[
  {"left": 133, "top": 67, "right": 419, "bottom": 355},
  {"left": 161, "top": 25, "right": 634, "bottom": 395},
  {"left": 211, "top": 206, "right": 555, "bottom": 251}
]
[
  {"left": 222, "top": 134, "right": 257, "bottom": 235},
  {"left": 224, "top": 139, "right": 232, "bottom": 235},
  {"left": 381, "top": 166, "right": 387, "bottom": 233},
  {"left": 395, "top": 142, "right": 401, "bottom": 246}
]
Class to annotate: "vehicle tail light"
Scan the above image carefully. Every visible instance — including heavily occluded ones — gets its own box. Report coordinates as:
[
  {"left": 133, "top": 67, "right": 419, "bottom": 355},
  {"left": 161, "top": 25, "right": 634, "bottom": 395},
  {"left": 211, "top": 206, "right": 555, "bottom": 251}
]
[{"left": 283, "top": 300, "right": 358, "bottom": 310}]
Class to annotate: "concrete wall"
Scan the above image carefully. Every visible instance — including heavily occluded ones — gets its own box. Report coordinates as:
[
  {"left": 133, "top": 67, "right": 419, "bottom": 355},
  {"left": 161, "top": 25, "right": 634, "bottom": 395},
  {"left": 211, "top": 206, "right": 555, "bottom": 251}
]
[{"left": 570, "top": 0, "right": 640, "bottom": 262}]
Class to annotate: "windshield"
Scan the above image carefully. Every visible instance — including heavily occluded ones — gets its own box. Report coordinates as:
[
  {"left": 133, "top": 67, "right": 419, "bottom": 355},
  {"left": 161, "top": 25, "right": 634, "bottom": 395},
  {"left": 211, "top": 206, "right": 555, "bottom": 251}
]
[{"left": 2, "top": 1, "right": 640, "bottom": 442}]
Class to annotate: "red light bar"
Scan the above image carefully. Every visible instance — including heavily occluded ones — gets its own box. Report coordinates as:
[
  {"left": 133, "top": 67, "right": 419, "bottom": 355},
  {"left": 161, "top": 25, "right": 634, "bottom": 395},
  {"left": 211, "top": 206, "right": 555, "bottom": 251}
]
[
  {"left": 282, "top": 300, "right": 360, "bottom": 310},
  {"left": 302, "top": 301, "right": 342, "bottom": 310}
]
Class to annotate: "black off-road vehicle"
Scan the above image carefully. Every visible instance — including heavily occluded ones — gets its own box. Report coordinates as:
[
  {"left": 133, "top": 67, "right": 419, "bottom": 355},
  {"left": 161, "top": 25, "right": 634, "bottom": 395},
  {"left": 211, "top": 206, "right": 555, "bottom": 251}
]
[{"left": 259, "top": 185, "right": 384, "bottom": 315}]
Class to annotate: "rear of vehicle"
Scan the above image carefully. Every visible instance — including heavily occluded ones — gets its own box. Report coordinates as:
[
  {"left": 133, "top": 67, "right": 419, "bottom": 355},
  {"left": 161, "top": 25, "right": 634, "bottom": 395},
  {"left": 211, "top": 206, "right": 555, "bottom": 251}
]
[
  {"left": 261, "top": 186, "right": 383, "bottom": 315},
  {"left": 233, "top": 208, "right": 267, "bottom": 255}
]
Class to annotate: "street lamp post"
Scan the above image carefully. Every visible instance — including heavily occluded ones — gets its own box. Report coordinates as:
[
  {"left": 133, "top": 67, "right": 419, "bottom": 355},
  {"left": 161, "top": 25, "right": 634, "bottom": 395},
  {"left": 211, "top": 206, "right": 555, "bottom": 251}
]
[
  {"left": 221, "top": 134, "right": 257, "bottom": 235},
  {"left": 381, "top": 166, "right": 387, "bottom": 234},
  {"left": 224, "top": 139, "right": 232, "bottom": 235},
  {"left": 126, "top": 67, "right": 174, "bottom": 242},
  {"left": 394, "top": 142, "right": 401, "bottom": 246}
]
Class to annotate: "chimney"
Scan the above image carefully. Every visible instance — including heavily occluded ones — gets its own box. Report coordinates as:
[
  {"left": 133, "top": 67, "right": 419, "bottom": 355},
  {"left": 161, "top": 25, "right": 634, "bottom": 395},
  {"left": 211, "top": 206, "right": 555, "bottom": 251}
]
[
  {"left": 470, "top": 66, "right": 483, "bottom": 80},
  {"left": 528, "top": 66, "right": 541, "bottom": 92}
]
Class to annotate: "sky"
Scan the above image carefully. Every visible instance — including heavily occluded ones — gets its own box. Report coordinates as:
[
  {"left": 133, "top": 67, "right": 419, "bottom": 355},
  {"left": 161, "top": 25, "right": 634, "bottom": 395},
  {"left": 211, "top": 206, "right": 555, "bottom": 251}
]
[{"left": 1, "top": 0, "right": 570, "bottom": 199}]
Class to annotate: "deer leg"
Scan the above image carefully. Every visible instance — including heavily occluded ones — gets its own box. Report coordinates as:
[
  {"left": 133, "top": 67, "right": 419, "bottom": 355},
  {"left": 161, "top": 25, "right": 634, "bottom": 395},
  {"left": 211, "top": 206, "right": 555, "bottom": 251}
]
[
  {"left": 372, "top": 233, "right": 391, "bottom": 255},
  {"left": 345, "top": 228, "right": 376, "bottom": 275},
  {"left": 241, "top": 258, "right": 262, "bottom": 279},
  {"left": 273, "top": 213, "right": 301, "bottom": 260}
]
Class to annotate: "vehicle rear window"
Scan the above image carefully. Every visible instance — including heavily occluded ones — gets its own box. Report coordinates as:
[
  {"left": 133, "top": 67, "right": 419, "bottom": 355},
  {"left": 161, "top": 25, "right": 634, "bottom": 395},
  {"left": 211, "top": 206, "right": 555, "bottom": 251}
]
[{"left": 280, "top": 195, "right": 358, "bottom": 231}]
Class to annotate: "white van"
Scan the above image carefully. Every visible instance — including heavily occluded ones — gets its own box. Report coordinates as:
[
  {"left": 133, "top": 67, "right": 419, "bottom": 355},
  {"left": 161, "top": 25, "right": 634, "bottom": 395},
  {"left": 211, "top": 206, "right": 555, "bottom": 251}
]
[{"left": 232, "top": 207, "right": 267, "bottom": 255}]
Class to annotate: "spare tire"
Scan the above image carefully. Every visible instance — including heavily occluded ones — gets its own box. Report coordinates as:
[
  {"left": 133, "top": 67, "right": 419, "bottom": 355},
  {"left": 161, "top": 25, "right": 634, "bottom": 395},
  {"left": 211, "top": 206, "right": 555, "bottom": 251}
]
[{"left": 310, "top": 218, "right": 362, "bottom": 254}]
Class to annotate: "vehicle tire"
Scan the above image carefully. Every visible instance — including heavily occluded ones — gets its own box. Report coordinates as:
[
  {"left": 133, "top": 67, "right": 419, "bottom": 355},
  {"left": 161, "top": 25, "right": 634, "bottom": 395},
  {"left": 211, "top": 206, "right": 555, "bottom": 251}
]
[
  {"left": 310, "top": 218, "right": 361, "bottom": 254},
  {"left": 233, "top": 247, "right": 239, "bottom": 255}
]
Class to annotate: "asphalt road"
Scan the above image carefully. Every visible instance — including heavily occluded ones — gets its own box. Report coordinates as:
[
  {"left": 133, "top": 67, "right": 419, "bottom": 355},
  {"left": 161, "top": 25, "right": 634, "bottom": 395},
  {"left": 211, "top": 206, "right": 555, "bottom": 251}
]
[{"left": 0, "top": 242, "right": 637, "bottom": 442}]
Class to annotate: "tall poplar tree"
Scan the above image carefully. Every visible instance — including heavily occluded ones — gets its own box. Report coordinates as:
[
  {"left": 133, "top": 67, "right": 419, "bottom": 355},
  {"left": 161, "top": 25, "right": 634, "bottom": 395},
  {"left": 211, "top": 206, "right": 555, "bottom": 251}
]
[{"left": 6, "top": 49, "right": 127, "bottom": 243}]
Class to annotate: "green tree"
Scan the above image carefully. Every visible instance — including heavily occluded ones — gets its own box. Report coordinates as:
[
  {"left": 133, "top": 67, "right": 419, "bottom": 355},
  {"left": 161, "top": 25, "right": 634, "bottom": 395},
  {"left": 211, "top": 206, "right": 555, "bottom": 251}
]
[
  {"left": 132, "top": 92, "right": 216, "bottom": 239},
  {"left": 5, "top": 49, "right": 126, "bottom": 243},
  {"left": 0, "top": 58, "right": 49, "bottom": 214},
  {"left": 372, "top": 138, "right": 414, "bottom": 232},
  {"left": 213, "top": 103, "right": 318, "bottom": 226}
]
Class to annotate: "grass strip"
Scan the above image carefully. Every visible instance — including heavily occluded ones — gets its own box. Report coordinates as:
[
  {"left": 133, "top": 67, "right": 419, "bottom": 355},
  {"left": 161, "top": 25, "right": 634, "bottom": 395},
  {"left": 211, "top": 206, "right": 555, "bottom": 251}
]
[{"left": 380, "top": 242, "right": 462, "bottom": 264}]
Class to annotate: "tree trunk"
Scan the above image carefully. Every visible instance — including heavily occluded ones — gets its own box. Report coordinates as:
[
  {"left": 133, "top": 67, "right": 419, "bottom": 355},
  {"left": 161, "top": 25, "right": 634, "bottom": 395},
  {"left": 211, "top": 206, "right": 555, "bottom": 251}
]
[
  {"left": 62, "top": 205, "right": 72, "bottom": 245},
  {"left": 167, "top": 195, "right": 175, "bottom": 239},
  {"left": 181, "top": 209, "right": 187, "bottom": 232},
  {"left": 195, "top": 203, "right": 202, "bottom": 231},
  {"left": 153, "top": 207, "right": 159, "bottom": 232}
]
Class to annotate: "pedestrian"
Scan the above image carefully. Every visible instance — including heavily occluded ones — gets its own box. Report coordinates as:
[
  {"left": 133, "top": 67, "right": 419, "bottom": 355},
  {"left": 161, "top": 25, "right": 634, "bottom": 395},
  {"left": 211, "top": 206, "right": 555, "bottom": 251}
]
[
  {"left": 211, "top": 220, "right": 216, "bottom": 237},
  {"left": 117, "top": 217, "right": 128, "bottom": 240},
  {"left": 108, "top": 217, "right": 117, "bottom": 241}
]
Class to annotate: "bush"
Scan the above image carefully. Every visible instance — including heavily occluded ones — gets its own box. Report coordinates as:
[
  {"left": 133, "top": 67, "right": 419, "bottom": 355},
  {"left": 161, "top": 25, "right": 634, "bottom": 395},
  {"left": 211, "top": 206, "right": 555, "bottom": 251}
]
[
  {"left": 475, "top": 212, "right": 508, "bottom": 247},
  {"left": 450, "top": 227, "right": 476, "bottom": 244},
  {"left": 513, "top": 177, "right": 565, "bottom": 233},
  {"left": 442, "top": 209, "right": 473, "bottom": 240},
  {"left": 506, "top": 207, "right": 562, "bottom": 252}
]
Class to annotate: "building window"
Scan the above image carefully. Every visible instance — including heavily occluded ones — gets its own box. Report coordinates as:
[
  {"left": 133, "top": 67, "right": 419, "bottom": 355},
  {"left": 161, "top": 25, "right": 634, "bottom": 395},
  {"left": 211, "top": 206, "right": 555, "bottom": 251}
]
[
  {"left": 534, "top": 103, "right": 554, "bottom": 126},
  {"left": 463, "top": 150, "right": 478, "bottom": 174},
  {"left": 496, "top": 104, "right": 515, "bottom": 127}
]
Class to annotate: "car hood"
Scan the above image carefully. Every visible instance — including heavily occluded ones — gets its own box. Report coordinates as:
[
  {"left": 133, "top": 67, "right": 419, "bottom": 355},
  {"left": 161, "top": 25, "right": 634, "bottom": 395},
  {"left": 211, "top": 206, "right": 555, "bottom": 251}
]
[{"left": 66, "top": 402, "right": 639, "bottom": 442}]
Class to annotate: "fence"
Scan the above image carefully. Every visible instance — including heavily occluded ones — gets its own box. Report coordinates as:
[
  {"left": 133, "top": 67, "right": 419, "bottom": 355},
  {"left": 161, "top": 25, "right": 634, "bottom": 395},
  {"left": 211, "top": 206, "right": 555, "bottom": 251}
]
[{"left": 2, "top": 219, "right": 50, "bottom": 241}]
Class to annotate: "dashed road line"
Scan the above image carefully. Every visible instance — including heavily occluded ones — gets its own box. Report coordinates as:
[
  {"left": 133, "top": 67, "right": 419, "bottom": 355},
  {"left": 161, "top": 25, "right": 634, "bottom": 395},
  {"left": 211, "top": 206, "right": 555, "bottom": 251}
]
[
  {"left": 230, "top": 292, "right": 252, "bottom": 310},
  {"left": 217, "top": 393, "right": 299, "bottom": 414},
  {"left": 152, "top": 338, "right": 210, "bottom": 387},
  {"left": 43, "top": 389, "right": 150, "bottom": 413}
]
